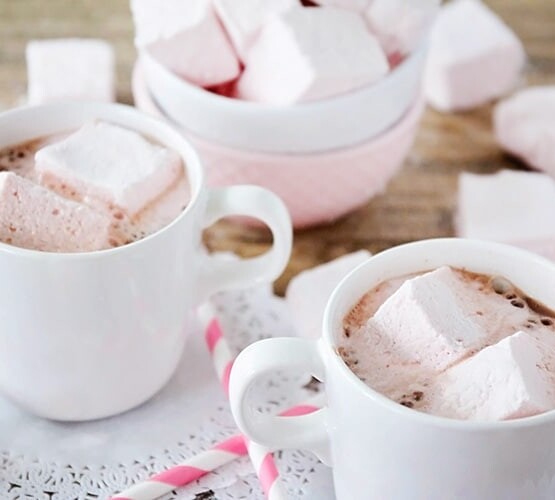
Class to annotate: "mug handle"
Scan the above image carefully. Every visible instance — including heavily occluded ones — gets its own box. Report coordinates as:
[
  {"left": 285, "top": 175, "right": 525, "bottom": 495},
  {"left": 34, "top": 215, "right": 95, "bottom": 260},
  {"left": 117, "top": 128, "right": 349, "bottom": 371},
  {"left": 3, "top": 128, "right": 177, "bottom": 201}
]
[
  {"left": 198, "top": 185, "right": 292, "bottom": 301},
  {"left": 229, "top": 337, "right": 332, "bottom": 465}
]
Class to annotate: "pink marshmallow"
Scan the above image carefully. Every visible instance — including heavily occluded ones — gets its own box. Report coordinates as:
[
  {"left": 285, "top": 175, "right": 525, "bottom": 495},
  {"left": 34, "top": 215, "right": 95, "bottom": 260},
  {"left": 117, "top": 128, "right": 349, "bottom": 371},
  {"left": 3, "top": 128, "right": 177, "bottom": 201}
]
[
  {"left": 436, "top": 331, "right": 555, "bottom": 421},
  {"left": 495, "top": 87, "right": 555, "bottom": 179},
  {"left": 371, "top": 267, "right": 488, "bottom": 371},
  {"left": 457, "top": 170, "right": 555, "bottom": 246},
  {"left": 237, "top": 7, "right": 389, "bottom": 105},
  {"left": 214, "top": 0, "right": 296, "bottom": 61},
  {"left": 365, "top": 0, "right": 439, "bottom": 55},
  {"left": 130, "top": 0, "right": 240, "bottom": 87},
  {"left": 0, "top": 172, "right": 112, "bottom": 252},
  {"left": 35, "top": 122, "right": 182, "bottom": 217},
  {"left": 26, "top": 39, "right": 114, "bottom": 105},
  {"left": 424, "top": 0, "right": 525, "bottom": 111},
  {"left": 315, "top": 0, "right": 370, "bottom": 12},
  {"left": 286, "top": 250, "right": 372, "bottom": 339}
]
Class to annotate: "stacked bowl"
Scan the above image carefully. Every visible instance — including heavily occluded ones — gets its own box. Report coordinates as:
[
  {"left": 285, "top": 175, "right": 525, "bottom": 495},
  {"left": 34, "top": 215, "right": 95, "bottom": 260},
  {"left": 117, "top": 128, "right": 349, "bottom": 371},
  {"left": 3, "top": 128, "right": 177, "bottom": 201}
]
[{"left": 132, "top": 6, "right": 428, "bottom": 228}]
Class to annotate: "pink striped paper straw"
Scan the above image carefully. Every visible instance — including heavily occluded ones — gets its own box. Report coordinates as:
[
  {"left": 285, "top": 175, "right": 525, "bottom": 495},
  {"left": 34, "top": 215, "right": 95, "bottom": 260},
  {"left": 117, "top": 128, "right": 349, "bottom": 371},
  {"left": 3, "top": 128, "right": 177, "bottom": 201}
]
[
  {"left": 111, "top": 301, "right": 324, "bottom": 500},
  {"left": 111, "top": 394, "right": 323, "bottom": 500},
  {"left": 111, "top": 434, "right": 247, "bottom": 500},
  {"left": 199, "top": 302, "right": 289, "bottom": 500},
  {"left": 110, "top": 396, "right": 324, "bottom": 500}
]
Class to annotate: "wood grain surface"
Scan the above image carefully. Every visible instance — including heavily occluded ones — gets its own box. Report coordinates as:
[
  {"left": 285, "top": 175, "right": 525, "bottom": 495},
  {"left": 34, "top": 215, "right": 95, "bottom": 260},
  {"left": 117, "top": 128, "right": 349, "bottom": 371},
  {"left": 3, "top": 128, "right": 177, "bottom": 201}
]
[{"left": 1, "top": 0, "right": 554, "bottom": 295}]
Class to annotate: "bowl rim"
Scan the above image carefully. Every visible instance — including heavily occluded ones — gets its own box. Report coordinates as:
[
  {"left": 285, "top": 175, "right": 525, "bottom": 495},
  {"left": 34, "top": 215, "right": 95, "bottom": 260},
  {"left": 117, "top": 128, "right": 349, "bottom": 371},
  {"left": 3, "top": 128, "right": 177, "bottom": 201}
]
[
  {"left": 140, "top": 38, "right": 429, "bottom": 115},
  {"left": 133, "top": 60, "right": 426, "bottom": 157}
]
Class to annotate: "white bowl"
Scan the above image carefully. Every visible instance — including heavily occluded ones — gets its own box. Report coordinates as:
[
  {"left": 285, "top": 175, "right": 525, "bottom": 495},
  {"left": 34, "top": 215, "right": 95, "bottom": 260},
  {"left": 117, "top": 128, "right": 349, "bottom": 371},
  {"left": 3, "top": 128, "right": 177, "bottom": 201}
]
[{"left": 141, "top": 43, "right": 428, "bottom": 154}]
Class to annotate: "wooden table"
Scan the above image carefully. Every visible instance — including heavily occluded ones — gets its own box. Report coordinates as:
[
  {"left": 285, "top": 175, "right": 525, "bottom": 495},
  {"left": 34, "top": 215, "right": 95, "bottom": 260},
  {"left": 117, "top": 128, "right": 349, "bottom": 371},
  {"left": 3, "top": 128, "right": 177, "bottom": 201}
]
[{"left": 1, "top": 0, "right": 554, "bottom": 295}]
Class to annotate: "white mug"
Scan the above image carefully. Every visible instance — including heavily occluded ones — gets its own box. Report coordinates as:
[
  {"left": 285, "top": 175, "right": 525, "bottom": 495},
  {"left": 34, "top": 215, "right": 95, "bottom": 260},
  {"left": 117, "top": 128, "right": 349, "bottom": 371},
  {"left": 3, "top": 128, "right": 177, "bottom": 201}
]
[
  {"left": 230, "top": 239, "right": 555, "bottom": 499},
  {"left": 0, "top": 102, "right": 292, "bottom": 422}
]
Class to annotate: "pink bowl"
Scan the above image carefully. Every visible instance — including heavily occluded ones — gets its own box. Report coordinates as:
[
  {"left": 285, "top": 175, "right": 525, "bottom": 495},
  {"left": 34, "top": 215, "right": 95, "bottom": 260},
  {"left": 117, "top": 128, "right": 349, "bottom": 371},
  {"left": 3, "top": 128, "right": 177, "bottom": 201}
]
[{"left": 132, "top": 63, "right": 425, "bottom": 228}]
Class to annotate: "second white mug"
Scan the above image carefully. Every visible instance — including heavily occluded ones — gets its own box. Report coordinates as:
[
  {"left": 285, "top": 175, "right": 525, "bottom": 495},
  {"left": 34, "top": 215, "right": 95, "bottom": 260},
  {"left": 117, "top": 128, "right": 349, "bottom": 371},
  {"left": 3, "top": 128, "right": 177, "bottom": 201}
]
[{"left": 230, "top": 239, "right": 555, "bottom": 499}]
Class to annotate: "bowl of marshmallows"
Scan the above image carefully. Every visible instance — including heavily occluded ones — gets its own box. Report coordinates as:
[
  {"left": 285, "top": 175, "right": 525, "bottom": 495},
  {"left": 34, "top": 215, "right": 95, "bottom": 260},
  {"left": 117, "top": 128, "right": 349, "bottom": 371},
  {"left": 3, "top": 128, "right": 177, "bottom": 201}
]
[{"left": 132, "top": 0, "right": 437, "bottom": 228}]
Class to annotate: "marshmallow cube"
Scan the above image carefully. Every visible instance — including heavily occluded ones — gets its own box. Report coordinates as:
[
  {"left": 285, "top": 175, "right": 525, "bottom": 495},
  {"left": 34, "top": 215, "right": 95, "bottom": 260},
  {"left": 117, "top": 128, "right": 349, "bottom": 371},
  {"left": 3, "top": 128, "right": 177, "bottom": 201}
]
[
  {"left": 315, "top": 0, "right": 370, "bottom": 12},
  {"left": 438, "top": 331, "right": 555, "bottom": 420},
  {"left": 365, "top": 0, "right": 439, "bottom": 55},
  {"left": 371, "top": 267, "right": 487, "bottom": 371},
  {"left": 457, "top": 170, "right": 555, "bottom": 245},
  {"left": 424, "top": 0, "right": 525, "bottom": 111},
  {"left": 131, "top": 0, "right": 240, "bottom": 87},
  {"left": 26, "top": 39, "right": 114, "bottom": 105},
  {"left": 214, "top": 0, "right": 296, "bottom": 61},
  {"left": 237, "top": 7, "right": 389, "bottom": 105},
  {"left": 0, "top": 172, "right": 112, "bottom": 252},
  {"left": 35, "top": 122, "right": 182, "bottom": 217},
  {"left": 286, "top": 250, "right": 372, "bottom": 339},
  {"left": 495, "top": 87, "right": 555, "bottom": 179}
]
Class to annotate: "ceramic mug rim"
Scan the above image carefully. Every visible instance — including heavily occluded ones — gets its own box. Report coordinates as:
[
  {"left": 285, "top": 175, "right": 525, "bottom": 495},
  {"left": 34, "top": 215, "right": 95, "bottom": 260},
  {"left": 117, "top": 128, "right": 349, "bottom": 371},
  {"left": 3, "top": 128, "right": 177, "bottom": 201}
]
[
  {"left": 322, "top": 237, "right": 555, "bottom": 431},
  {"left": 0, "top": 101, "right": 203, "bottom": 261}
]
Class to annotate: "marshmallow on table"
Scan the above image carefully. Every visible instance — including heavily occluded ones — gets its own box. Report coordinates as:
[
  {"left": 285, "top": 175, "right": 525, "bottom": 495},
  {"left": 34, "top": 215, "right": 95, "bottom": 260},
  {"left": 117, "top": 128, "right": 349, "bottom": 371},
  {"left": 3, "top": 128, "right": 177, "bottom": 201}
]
[
  {"left": 286, "top": 250, "right": 371, "bottom": 340},
  {"left": 35, "top": 122, "right": 182, "bottom": 217},
  {"left": 457, "top": 171, "right": 555, "bottom": 259},
  {"left": 26, "top": 39, "right": 114, "bottom": 105},
  {"left": 365, "top": 0, "right": 439, "bottom": 55},
  {"left": 437, "top": 331, "right": 555, "bottom": 420},
  {"left": 131, "top": 0, "right": 240, "bottom": 87},
  {"left": 424, "top": 0, "right": 525, "bottom": 112},
  {"left": 371, "top": 267, "right": 488, "bottom": 371},
  {"left": 214, "top": 0, "right": 296, "bottom": 61},
  {"left": 237, "top": 7, "right": 389, "bottom": 105},
  {"left": 0, "top": 172, "right": 112, "bottom": 252},
  {"left": 495, "top": 87, "right": 555, "bottom": 179}
]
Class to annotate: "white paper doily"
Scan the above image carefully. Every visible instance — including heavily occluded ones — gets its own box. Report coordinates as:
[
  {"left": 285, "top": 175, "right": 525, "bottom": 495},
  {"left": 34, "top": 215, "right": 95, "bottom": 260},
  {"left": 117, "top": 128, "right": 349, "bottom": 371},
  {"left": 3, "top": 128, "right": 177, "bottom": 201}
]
[{"left": 0, "top": 286, "right": 334, "bottom": 499}]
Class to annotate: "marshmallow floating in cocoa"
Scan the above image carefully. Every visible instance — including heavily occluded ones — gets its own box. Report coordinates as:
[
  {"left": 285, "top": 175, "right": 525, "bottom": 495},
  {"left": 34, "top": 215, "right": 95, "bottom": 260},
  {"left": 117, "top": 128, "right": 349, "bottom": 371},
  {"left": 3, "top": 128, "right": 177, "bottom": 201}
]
[
  {"left": 495, "top": 86, "right": 555, "bottom": 179},
  {"left": 0, "top": 172, "right": 113, "bottom": 252},
  {"left": 35, "top": 122, "right": 182, "bottom": 217},
  {"left": 370, "top": 266, "right": 489, "bottom": 371},
  {"left": 425, "top": 0, "right": 525, "bottom": 112},
  {"left": 436, "top": 330, "right": 555, "bottom": 421},
  {"left": 130, "top": 0, "right": 240, "bottom": 87},
  {"left": 26, "top": 39, "right": 114, "bottom": 105},
  {"left": 237, "top": 7, "right": 389, "bottom": 105},
  {"left": 286, "top": 250, "right": 372, "bottom": 340}
]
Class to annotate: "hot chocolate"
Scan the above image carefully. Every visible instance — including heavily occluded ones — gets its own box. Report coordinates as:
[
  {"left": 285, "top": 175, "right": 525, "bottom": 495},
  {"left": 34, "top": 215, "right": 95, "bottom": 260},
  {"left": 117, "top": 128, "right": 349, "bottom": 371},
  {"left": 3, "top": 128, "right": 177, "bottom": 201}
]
[
  {"left": 339, "top": 266, "right": 555, "bottom": 421},
  {"left": 0, "top": 122, "right": 189, "bottom": 252}
]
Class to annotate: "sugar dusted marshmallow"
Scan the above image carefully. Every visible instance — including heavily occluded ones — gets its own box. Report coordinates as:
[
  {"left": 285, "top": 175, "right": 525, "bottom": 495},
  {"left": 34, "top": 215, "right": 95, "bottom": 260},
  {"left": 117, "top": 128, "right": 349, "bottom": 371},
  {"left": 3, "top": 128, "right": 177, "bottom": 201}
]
[
  {"left": 365, "top": 0, "right": 439, "bottom": 55},
  {"left": 457, "top": 170, "right": 555, "bottom": 245},
  {"left": 286, "top": 250, "right": 371, "bottom": 339},
  {"left": 371, "top": 267, "right": 487, "bottom": 371},
  {"left": 425, "top": 0, "right": 525, "bottom": 111},
  {"left": 214, "top": 0, "right": 296, "bottom": 61},
  {"left": 0, "top": 172, "right": 112, "bottom": 252},
  {"left": 315, "top": 0, "right": 370, "bottom": 12},
  {"left": 35, "top": 122, "right": 182, "bottom": 217},
  {"left": 495, "top": 87, "right": 555, "bottom": 179},
  {"left": 237, "top": 7, "right": 389, "bottom": 105},
  {"left": 437, "top": 331, "right": 555, "bottom": 420},
  {"left": 26, "top": 39, "right": 114, "bottom": 105},
  {"left": 131, "top": 0, "right": 240, "bottom": 87}
]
